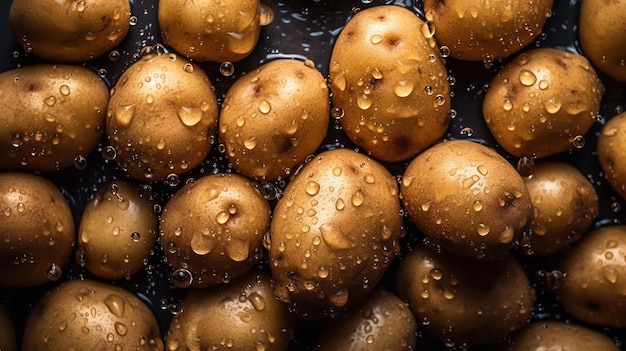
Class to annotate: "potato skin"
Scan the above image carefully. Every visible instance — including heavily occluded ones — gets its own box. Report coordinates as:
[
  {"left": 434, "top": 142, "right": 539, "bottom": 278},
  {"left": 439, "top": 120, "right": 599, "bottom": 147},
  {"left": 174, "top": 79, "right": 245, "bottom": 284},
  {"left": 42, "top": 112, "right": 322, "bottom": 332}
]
[
  {"left": 0, "top": 172, "right": 75, "bottom": 288},
  {"left": 597, "top": 112, "right": 626, "bottom": 200},
  {"left": 0, "top": 64, "right": 108, "bottom": 171},
  {"left": 400, "top": 140, "right": 532, "bottom": 260},
  {"left": 22, "top": 279, "right": 163, "bottom": 351},
  {"left": 220, "top": 59, "right": 329, "bottom": 181},
  {"left": 557, "top": 225, "right": 626, "bottom": 327},
  {"left": 269, "top": 149, "right": 404, "bottom": 319},
  {"left": 9, "top": 0, "right": 130, "bottom": 62},
  {"left": 106, "top": 52, "right": 219, "bottom": 181},
  {"left": 503, "top": 321, "right": 620, "bottom": 351},
  {"left": 483, "top": 48, "right": 603, "bottom": 158},
  {"left": 330, "top": 5, "right": 450, "bottom": 163}
]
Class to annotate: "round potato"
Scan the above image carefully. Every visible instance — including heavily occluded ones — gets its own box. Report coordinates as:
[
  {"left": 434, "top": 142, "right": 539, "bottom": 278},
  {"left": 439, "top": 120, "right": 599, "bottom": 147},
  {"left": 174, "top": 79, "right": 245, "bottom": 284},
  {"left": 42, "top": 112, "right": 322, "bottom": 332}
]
[
  {"left": 503, "top": 321, "right": 620, "bottom": 351},
  {"left": 22, "top": 279, "right": 163, "bottom": 351},
  {"left": 396, "top": 244, "right": 535, "bottom": 346},
  {"left": 597, "top": 112, "right": 626, "bottom": 200},
  {"left": 159, "top": 0, "right": 264, "bottom": 63},
  {"left": 400, "top": 140, "right": 533, "bottom": 260},
  {"left": 0, "top": 304, "right": 16, "bottom": 351},
  {"left": 220, "top": 59, "right": 329, "bottom": 181},
  {"left": 423, "top": 0, "right": 554, "bottom": 62},
  {"left": 483, "top": 48, "right": 603, "bottom": 158},
  {"left": 269, "top": 148, "right": 405, "bottom": 319},
  {"left": 0, "top": 64, "right": 109, "bottom": 171},
  {"left": 160, "top": 173, "right": 270, "bottom": 288},
  {"left": 106, "top": 51, "right": 219, "bottom": 181},
  {"left": 0, "top": 172, "right": 75, "bottom": 288},
  {"left": 330, "top": 5, "right": 450, "bottom": 163},
  {"left": 580, "top": 0, "right": 626, "bottom": 82},
  {"left": 557, "top": 225, "right": 626, "bottom": 327},
  {"left": 77, "top": 180, "right": 158, "bottom": 280},
  {"left": 9, "top": 0, "right": 130, "bottom": 62}
]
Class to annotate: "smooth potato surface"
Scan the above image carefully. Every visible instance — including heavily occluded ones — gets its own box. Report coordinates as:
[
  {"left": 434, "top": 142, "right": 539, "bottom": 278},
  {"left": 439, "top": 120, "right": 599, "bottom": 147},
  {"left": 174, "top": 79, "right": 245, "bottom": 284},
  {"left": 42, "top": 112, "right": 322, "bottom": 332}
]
[
  {"left": 503, "top": 321, "right": 620, "bottom": 351},
  {"left": 597, "top": 112, "right": 626, "bottom": 200}
]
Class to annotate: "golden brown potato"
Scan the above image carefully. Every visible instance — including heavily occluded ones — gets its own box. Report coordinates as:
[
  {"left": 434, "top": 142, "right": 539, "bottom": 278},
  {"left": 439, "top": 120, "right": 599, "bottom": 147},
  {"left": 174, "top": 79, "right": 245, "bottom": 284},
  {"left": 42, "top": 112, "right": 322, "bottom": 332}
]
[
  {"left": 106, "top": 51, "right": 219, "bottom": 181},
  {"left": 0, "top": 64, "right": 109, "bottom": 171},
  {"left": 330, "top": 5, "right": 450, "bottom": 162},
  {"left": 269, "top": 148, "right": 405, "bottom": 319},
  {"left": 597, "top": 112, "right": 626, "bottom": 200},
  {"left": 77, "top": 180, "right": 158, "bottom": 280},
  {"left": 0, "top": 172, "right": 75, "bottom": 288},
  {"left": 423, "top": 0, "right": 554, "bottom": 61},
  {"left": 9, "top": 0, "right": 130, "bottom": 62},
  {"left": 503, "top": 321, "right": 620, "bottom": 351},
  {"left": 220, "top": 59, "right": 329, "bottom": 181},
  {"left": 400, "top": 140, "right": 533, "bottom": 260},
  {"left": 22, "top": 279, "right": 163, "bottom": 351},
  {"left": 0, "top": 304, "right": 16, "bottom": 351},
  {"left": 483, "top": 48, "right": 603, "bottom": 159}
]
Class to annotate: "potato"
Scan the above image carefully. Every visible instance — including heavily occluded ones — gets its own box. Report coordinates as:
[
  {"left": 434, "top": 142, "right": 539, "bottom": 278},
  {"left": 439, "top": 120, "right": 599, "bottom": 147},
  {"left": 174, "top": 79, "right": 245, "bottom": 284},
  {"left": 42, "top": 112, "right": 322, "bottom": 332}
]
[
  {"left": 0, "top": 172, "right": 75, "bottom": 288},
  {"left": 329, "top": 5, "right": 450, "bottom": 163},
  {"left": 483, "top": 48, "right": 603, "bottom": 158},
  {"left": 106, "top": 51, "right": 219, "bottom": 181},
  {"left": 0, "top": 304, "right": 16, "bottom": 351},
  {"left": 314, "top": 290, "right": 417, "bottom": 351},
  {"left": 400, "top": 140, "right": 532, "bottom": 260},
  {"left": 395, "top": 244, "right": 535, "bottom": 346},
  {"left": 165, "top": 270, "right": 295, "bottom": 351},
  {"left": 77, "top": 180, "right": 158, "bottom": 280},
  {"left": 503, "top": 321, "right": 620, "bottom": 351},
  {"left": 9, "top": 0, "right": 130, "bottom": 62},
  {"left": 518, "top": 161, "right": 599, "bottom": 256},
  {"left": 220, "top": 59, "right": 329, "bottom": 181},
  {"left": 160, "top": 173, "right": 270, "bottom": 288},
  {"left": 159, "top": 0, "right": 265, "bottom": 63},
  {"left": 423, "top": 0, "right": 554, "bottom": 62},
  {"left": 597, "top": 112, "right": 626, "bottom": 200},
  {"left": 0, "top": 64, "right": 109, "bottom": 171},
  {"left": 557, "top": 225, "right": 626, "bottom": 327},
  {"left": 268, "top": 148, "right": 405, "bottom": 319},
  {"left": 22, "top": 279, "right": 163, "bottom": 351},
  {"left": 580, "top": 0, "right": 626, "bottom": 82}
]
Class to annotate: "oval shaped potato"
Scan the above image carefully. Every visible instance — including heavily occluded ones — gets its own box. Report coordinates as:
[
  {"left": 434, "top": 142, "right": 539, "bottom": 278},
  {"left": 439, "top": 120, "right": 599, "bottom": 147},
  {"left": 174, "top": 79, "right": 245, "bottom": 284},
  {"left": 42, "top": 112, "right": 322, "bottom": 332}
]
[
  {"left": 597, "top": 112, "right": 626, "bottom": 200},
  {"left": 160, "top": 173, "right": 270, "bottom": 288},
  {"left": 9, "top": 0, "right": 130, "bottom": 62},
  {"left": 220, "top": 59, "right": 329, "bottom": 181},
  {"left": 0, "top": 304, "right": 16, "bottom": 351},
  {"left": 400, "top": 140, "right": 532, "bottom": 260},
  {"left": 159, "top": 0, "right": 263, "bottom": 63},
  {"left": 314, "top": 290, "right": 417, "bottom": 351},
  {"left": 0, "top": 172, "right": 75, "bottom": 288},
  {"left": 0, "top": 64, "right": 109, "bottom": 171},
  {"left": 77, "top": 180, "right": 158, "bottom": 280},
  {"left": 106, "top": 52, "right": 219, "bottom": 181},
  {"left": 483, "top": 48, "right": 603, "bottom": 158},
  {"left": 580, "top": 0, "right": 626, "bottom": 82},
  {"left": 22, "top": 279, "right": 163, "bottom": 351},
  {"left": 269, "top": 148, "right": 405, "bottom": 319},
  {"left": 396, "top": 244, "right": 535, "bottom": 346},
  {"left": 503, "top": 321, "right": 620, "bottom": 351},
  {"left": 557, "top": 225, "right": 626, "bottom": 327},
  {"left": 165, "top": 270, "right": 295, "bottom": 351},
  {"left": 423, "top": 0, "right": 554, "bottom": 61},
  {"left": 330, "top": 5, "right": 450, "bottom": 163}
]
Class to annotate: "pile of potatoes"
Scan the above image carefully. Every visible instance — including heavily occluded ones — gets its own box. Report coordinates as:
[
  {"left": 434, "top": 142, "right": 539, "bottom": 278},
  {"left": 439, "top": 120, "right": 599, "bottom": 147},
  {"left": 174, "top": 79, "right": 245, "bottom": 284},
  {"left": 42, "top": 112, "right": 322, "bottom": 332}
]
[{"left": 1, "top": 0, "right": 626, "bottom": 350}]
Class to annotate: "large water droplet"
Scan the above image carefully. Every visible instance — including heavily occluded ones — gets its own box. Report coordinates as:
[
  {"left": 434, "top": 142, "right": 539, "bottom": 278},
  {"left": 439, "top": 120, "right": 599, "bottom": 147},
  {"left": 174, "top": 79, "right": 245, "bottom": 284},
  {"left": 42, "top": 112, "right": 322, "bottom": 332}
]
[
  {"left": 320, "top": 223, "right": 352, "bottom": 250},
  {"left": 177, "top": 106, "right": 203, "bottom": 127},
  {"left": 115, "top": 104, "right": 136, "bottom": 127}
]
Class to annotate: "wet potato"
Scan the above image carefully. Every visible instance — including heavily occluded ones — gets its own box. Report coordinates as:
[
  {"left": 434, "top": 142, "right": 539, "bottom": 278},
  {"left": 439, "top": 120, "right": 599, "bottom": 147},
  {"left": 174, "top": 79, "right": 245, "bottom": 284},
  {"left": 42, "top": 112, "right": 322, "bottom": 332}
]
[{"left": 597, "top": 112, "right": 626, "bottom": 200}]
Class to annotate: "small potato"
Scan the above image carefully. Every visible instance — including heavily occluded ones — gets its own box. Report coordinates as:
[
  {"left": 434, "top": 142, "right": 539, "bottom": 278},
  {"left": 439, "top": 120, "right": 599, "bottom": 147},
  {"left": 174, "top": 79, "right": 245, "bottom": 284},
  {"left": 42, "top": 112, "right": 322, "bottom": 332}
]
[
  {"left": 77, "top": 180, "right": 158, "bottom": 280},
  {"left": 22, "top": 279, "right": 163, "bottom": 351},
  {"left": 9, "top": 0, "right": 131, "bottom": 62},
  {"left": 423, "top": 0, "right": 554, "bottom": 61},
  {"left": 580, "top": 0, "right": 626, "bottom": 82},
  {"left": 0, "top": 64, "right": 109, "bottom": 171},
  {"left": 518, "top": 161, "right": 599, "bottom": 256},
  {"left": 159, "top": 0, "right": 265, "bottom": 63},
  {"left": 400, "top": 140, "right": 532, "bottom": 260},
  {"left": 503, "top": 321, "right": 620, "bottom": 351},
  {"left": 269, "top": 148, "right": 405, "bottom": 319},
  {"left": 0, "top": 172, "right": 75, "bottom": 288},
  {"left": 220, "top": 59, "right": 329, "bottom": 181},
  {"left": 597, "top": 112, "right": 626, "bottom": 200},
  {"left": 106, "top": 51, "right": 219, "bottom": 181},
  {"left": 0, "top": 304, "right": 16, "bottom": 351},
  {"left": 557, "top": 225, "right": 626, "bottom": 327},
  {"left": 160, "top": 173, "right": 271, "bottom": 288},
  {"left": 483, "top": 48, "right": 603, "bottom": 158},
  {"left": 395, "top": 244, "right": 535, "bottom": 346},
  {"left": 330, "top": 5, "right": 450, "bottom": 163}
]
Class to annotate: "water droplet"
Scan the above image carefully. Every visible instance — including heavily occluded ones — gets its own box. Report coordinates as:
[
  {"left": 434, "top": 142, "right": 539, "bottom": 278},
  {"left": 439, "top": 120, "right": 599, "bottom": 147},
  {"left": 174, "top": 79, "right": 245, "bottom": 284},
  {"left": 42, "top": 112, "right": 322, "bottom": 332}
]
[
  {"left": 519, "top": 69, "right": 537, "bottom": 86},
  {"left": 351, "top": 190, "right": 364, "bottom": 207},
  {"left": 538, "top": 80, "right": 549, "bottom": 90},
  {"left": 420, "top": 21, "right": 435, "bottom": 38},
  {"left": 439, "top": 45, "right": 450, "bottom": 57},
  {"left": 74, "top": 155, "right": 88, "bottom": 170},
  {"left": 44, "top": 96, "right": 56, "bottom": 106},
  {"left": 320, "top": 223, "right": 352, "bottom": 250},
  {"left": 429, "top": 268, "right": 443, "bottom": 280},
  {"left": 130, "top": 232, "right": 141, "bottom": 243},
  {"left": 543, "top": 98, "right": 562, "bottom": 114},
  {"left": 108, "top": 50, "right": 120, "bottom": 61},
  {"left": 102, "top": 145, "right": 117, "bottom": 160},
  {"left": 172, "top": 268, "right": 193, "bottom": 288},
  {"left": 477, "top": 224, "right": 490, "bottom": 236},
  {"left": 357, "top": 95, "right": 372, "bottom": 110},
  {"left": 394, "top": 80, "right": 414, "bottom": 97},
  {"left": 259, "top": 100, "right": 271, "bottom": 114},
  {"left": 503, "top": 100, "right": 513, "bottom": 111},
  {"left": 305, "top": 181, "right": 320, "bottom": 196},
  {"left": 572, "top": 135, "right": 585, "bottom": 148},
  {"left": 60, "top": 85, "right": 70, "bottom": 96},
  {"left": 104, "top": 294, "right": 126, "bottom": 318},
  {"left": 517, "top": 156, "right": 535, "bottom": 176},
  {"left": 435, "top": 94, "right": 446, "bottom": 106},
  {"left": 328, "top": 289, "right": 349, "bottom": 307},
  {"left": 114, "top": 322, "right": 128, "bottom": 336},
  {"left": 216, "top": 211, "right": 230, "bottom": 224},
  {"left": 225, "top": 238, "right": 250, "bottom": 262},
  {"left": 219, "top": 62, "right": 235, "bottom": 76},
  {"left": 331, "top": 107, "right": 344, "bottom": 119},
  {"left": 370, "top": 34, "right": 383, "bottom": 44},
  {"left": 248, "top": 292, "right": 266, "bottom": 311},
  {"left": 46, "top": 263, "right": 62, "bottom": 281},
  {"left": 115, "top": 104, "right": 136, "bottom": 127},
  {"left": 603, "top": 267, "right": 618, "bottom": 284}
]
